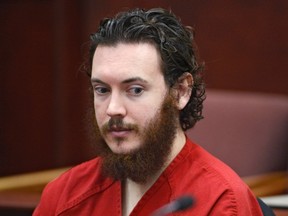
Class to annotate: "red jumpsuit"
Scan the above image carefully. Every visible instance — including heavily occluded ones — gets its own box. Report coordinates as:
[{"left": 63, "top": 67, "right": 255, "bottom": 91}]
[{"left": 33, "top": 138, "right": 263, "bottom": 215}]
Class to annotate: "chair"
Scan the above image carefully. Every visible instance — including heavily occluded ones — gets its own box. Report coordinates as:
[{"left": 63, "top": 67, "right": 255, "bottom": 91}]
[
  {"left": 186, "top": 89, "right": 288, "bottom": 177},
  {"left": 186, "top": 89, "right": 288, "bottom": 196},
  {"left": 257, "top": 198, "right": 276, "bottom": 216}
]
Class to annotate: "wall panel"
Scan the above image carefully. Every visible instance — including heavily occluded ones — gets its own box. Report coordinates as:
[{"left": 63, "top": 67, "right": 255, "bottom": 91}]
[{"left": 1, "top": 0, "right": 287, "bottom": 175}]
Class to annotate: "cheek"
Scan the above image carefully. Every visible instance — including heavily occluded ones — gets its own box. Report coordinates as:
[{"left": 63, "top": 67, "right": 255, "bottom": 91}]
[
  {"left": 94, "top": 105, "right": 106, "bottom": 126},
  {"left": 135, "top": 105, "right": 159, "bottom": 126}
]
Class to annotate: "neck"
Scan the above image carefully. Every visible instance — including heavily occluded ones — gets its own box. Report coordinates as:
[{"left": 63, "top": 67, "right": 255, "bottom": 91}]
[
  {"left": 122, "top": 177, "right": 157, "bottom": 216},
  {"left": 122, "top": 129, "right": 186, "bottom": 216},
  {"left": 166, "top": 128, "right": 187, "bottom": 167}
]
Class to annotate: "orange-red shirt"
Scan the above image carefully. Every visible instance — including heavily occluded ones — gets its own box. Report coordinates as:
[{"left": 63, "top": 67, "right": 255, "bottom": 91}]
[{"left": 33, "top": 138, "right": 263, "bottom": 215}]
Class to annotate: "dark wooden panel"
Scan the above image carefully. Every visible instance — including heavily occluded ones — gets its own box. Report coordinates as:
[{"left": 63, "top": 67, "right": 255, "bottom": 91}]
[
  {"left": 177, "top": 1, "right": 288, "bottom": 95},
  {"left": 0, "top": 1, "right": 94, "bottom": 176},
  {"left": 1, "top": 0, "right": 287, "bottom": 176},
  {"left": 0, "top": 1, "right": 56, "bottom": 175},
  {"left": 49, "top": 1, "right": 94, "bottom": 167}
]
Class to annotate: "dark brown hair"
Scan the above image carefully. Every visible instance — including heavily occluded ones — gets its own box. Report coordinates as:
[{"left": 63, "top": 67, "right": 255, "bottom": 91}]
[{"left": 86, "top": 8, "right": 205, "bottom": 130}]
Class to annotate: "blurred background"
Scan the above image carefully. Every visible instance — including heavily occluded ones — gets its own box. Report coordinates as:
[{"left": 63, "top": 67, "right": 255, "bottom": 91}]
[{"left": 1, "top": 0, "right": 287, "bottom": 176}]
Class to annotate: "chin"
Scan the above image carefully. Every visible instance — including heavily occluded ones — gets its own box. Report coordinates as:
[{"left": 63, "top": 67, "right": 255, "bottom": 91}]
[{"left": 109, "top": 142, "right": 140, "bottom": 155}]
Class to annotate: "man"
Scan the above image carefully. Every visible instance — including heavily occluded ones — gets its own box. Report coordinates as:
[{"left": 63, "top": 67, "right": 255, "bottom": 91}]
[{"left": 34, "top": 8, "right": 263, "bottom": 215}]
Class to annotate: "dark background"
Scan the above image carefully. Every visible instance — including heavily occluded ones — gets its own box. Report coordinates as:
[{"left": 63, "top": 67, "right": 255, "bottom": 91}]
[{"left": 1, "top": 0, "right": 287, "bottom": 176}]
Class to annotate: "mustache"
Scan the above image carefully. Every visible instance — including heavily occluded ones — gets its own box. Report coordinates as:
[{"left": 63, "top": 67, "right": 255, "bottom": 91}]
[{"left": 102, "top": 118, "right": 138, "bottom": 133}]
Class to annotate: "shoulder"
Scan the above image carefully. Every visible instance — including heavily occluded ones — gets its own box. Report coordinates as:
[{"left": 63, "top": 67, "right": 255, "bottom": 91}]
[
  {"left": 170, "top": 139, "right": 263, "bottom": 215},
  {"left": 46, "top": 157, "right": 105, "bottom": 192},
  {"left": 34, "top": 157, "right": 114, "bottom": 215}
]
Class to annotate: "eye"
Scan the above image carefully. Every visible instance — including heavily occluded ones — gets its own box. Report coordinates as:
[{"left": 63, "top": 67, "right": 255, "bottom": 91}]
[
  {"left": 94, "top": 86, "right": 110, "bottom": 95},
  {"left": 128, "top": 86, "right": 144, "bottom": 96}
]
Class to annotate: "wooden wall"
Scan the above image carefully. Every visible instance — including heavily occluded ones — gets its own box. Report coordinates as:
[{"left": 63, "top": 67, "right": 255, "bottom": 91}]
[{"left": 1, "top": 0, "right": 287, "bottom": 176}]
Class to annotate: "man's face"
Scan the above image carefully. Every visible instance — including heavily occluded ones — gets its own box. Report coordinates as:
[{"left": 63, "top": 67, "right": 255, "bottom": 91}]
[{"left": 91, "top": 43, "right": 170, "bottom": 155}]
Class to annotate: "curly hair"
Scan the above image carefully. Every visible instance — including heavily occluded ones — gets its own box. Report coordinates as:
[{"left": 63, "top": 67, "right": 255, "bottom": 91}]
[{"left": 86, "top": 8, "right": 206, "bottom": 130}]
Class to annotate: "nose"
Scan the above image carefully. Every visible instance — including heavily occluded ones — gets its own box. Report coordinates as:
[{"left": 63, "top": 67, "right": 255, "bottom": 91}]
[{"left": 106, "top": 93, "right": 127, "bottom": 117}]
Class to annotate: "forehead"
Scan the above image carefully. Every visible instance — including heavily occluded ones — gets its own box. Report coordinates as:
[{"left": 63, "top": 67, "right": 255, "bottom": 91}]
[{"left": 91, "top": 42, "right": 164, "bottom": 82}]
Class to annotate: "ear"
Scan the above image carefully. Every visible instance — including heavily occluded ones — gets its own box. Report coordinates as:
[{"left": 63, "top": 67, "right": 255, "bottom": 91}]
[{"left": 173, "top": 72, "right": 193, "bottom": 110}]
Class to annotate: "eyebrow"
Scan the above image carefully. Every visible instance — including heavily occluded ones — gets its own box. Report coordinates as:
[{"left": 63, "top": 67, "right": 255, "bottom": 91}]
[
  {"left": 91, "top": 77, "right": 148, "bottom": 85},
  {"left": 90, "top": 78, "right": 106, "bottom": 84},
  {"left": 122, "top": 77, "right": 148, "bottom": 84}
]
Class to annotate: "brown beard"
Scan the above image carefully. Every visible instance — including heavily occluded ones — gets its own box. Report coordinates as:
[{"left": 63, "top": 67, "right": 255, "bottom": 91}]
[{"left": 91, "top": 93, "right": 179, "bottom": 183}]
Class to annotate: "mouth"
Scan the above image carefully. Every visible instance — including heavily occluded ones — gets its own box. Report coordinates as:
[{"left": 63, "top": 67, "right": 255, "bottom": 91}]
[
  {"left": 108, "top": 126, "right": 132, "bottom": 138},
  {"left": 102, "top": 119, "right": 138, "bottom": 139},
  {"left": 108, "top": 125, "right": 131, "bottom": 131}
]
